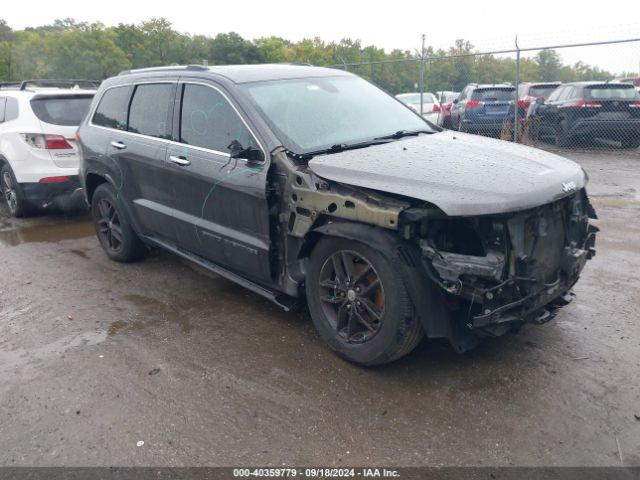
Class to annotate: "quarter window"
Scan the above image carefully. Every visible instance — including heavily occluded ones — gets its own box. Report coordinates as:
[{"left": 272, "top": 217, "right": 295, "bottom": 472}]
[
  {"left": 179, "top": 84, "right": 254, "bottom": 153},
  {"left": 92, "top": 86, "right": 131, "bottom": 130},
  {"left": 128, "top": 84, "right": 174, "bottom": 139},
  {"left": 4, "top": 98, "right": 18, "bottom": 121},
  {"left": 0, "top": 97, "right": 5, "bottom": 122}
]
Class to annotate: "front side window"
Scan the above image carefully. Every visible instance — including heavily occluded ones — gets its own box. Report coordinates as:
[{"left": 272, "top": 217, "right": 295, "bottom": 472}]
[
  {"left": 179, "top": 84, "right": 254, "bottom": 153},
  {"left": 92, "top": 86, "right": 131, "bottom": 130},
  {"left": 128, "top": 84, "right": 173, "bottom": 139},
  {"left": 30, "top": 95, "right": 94, "bottom": 126},
  {"left": 242, "top": 75, "right": 431, "bottom": 153}
]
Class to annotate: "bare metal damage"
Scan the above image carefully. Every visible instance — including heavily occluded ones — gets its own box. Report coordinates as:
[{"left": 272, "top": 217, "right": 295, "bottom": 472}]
[{"left": 270, "top": 146, "right": 598, "bottom": 351}]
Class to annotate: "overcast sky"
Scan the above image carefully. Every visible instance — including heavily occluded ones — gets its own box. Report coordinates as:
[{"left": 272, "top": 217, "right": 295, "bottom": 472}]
[{"left": 4, "top": 0, "right": 640, "bottom": 74}]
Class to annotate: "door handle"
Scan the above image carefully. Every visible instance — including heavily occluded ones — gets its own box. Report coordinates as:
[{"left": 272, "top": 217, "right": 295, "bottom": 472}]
[
  {"left": 169, "top": 155, "right": 191, "bottom": 166},
  {"left": 110, "top": 141, "right": 126, "bottom": 150}
]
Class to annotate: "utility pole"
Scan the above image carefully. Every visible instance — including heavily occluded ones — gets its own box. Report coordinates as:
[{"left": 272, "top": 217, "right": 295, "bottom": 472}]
[
  {"left": 419, "top": 34, "right": 426, "bottom": 116},
  {"left": 514, "top": 35, "right": 520, "bottom": 143}
]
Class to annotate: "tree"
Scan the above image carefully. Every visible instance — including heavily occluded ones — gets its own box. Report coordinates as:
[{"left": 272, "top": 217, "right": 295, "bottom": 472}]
[{"left": 535, "top": 49, "right": 562, "bottom": 81}]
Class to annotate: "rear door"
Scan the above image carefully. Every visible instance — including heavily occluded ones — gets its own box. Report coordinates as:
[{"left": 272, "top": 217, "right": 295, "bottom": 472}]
[
  {"left": 106, "top": 81, "right": 178, "bottom": 241},
  {"left": 164, "top": 80, "right": 272, "bottom": 283},
  {"left": 538, "top": 86, "right": 564, "bottom": 134}
]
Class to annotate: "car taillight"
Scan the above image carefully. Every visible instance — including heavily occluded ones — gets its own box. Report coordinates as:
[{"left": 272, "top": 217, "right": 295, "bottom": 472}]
[
  {"left": 39, "top": 176, "right": 69, "bottom": 183},
  {"left": 433, "top": 104, "right": 441, "bottom": 112},
  {"left": 466, "top": 100, "right": 481, "bottom": 108},
  {"left": 629, "top": 102, "right": 640, "bottom": 108},
  {"left": 517, "top": 98, "right": 532, "bottom": 109},
  {"left": 21, "top": 133, "right": 73, "bottom": 150}
]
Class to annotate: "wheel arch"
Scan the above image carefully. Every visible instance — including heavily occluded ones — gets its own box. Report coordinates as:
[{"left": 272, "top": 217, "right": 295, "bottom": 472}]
[
  {"left": 84, "top": 172, "right": 111, "bottom": 204},
  {"left": 300, "top": 221, "right": 476, "bottom": 352}
]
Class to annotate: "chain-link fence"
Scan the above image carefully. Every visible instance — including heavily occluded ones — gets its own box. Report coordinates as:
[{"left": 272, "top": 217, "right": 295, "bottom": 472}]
[{"left": 330, "top": 37, "right": 640, "bottom": 154}]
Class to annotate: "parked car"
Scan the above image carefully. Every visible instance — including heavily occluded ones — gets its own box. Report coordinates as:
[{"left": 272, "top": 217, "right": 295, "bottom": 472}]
[
  {"left": 395, "top": 92, "right": 443, "bottom": 126},
  {"left": 517, "top": 82, "right": 561, "bottom": 118},
  {"left": 0, "top": 80, "right": 98, "bottom": 217},
  {"left": 450, "top": 83, "right": 516, "bottom": 135},
  {"left": 435, "top": 91, "right": 460, "bottom": 128},
  {"left": 531, "top": 81, "right": 640, "bottom": 148},
  {"left": 78, "top": 65, "right": 597, "bottom": 366}
]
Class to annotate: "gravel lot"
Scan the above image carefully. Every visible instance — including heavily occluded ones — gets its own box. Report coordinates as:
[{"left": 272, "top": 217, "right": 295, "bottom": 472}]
[{"left": 0, "top": 146, "right": 639, "bottom": 467}]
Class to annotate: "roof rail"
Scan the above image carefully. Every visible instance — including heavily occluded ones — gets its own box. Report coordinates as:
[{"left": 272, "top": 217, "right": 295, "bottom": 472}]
[
  {"left": 0, "top": 79, "right": 101, "bottom": 90},
  {"left": 118, "top": 65, "right": 209, "bottom": 76},
  {"left": 0, "top": 81, "right": 22, "bottom": 90}
]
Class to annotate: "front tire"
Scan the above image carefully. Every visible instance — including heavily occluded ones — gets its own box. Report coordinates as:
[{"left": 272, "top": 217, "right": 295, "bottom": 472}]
[
  {"left": 306, "top": 237, "right": 423, "bottom": 366},
  {"left": 1, "top": 164, "right": 29, "bottom": 218},
  {"left": 91, "top": 183, "right": 146, "bottom": 262}
]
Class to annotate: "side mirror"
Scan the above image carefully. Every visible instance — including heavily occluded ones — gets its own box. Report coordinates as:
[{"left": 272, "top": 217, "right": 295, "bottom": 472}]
[
  {"left": 228, "top": 140, "right": 264, "bottom": 163},
  {"left": 535, "top": 97, "right": 545, "bottom": 105},
  {"left": 453, "top": 99, "right": 459, "bottom": 104}
]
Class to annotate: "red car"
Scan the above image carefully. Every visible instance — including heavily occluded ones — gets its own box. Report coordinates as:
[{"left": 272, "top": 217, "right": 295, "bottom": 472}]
[
  {"left": 436, "top": 91, "right": 460, "bottom": 128},
  {"left": 517, "top": 82, "right": 561, "bottom": 118}
]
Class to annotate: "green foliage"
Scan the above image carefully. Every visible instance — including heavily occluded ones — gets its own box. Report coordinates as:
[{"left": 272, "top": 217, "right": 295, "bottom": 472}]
[{"left": 0, "top": 17, "right": 620, "bottom": 94}]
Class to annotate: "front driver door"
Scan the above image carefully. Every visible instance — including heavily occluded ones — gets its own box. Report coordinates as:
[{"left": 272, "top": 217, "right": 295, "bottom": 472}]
[{"left": 165, "top": 81, "right": 272, "bottom": 284}]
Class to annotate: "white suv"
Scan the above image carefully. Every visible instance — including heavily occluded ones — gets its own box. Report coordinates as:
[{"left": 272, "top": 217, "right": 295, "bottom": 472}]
[{"left": 0, "top": 80, "right": 97, "bottom": 217}]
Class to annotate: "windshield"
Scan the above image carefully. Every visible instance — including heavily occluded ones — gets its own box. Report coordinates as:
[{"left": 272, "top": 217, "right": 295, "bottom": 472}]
[
  {"left": 242, "top": 76, "right": 432, "bottom": 153},
  {"left": 585, "top": 85, "right": 640, "bottom": 100},
  {"left": 472, "top": 88, "right": 515, "bottom": 102},
  {"left": 30, "top": 95, "right": 94, "bottom": 126},
  {"left": 397, "top": 93, "right": 436, "bottom": 105}
]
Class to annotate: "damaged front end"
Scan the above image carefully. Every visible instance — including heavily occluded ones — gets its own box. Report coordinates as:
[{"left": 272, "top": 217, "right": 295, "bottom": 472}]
[{"left": 411, "top": 189, "right": 598, "bottom": 338}]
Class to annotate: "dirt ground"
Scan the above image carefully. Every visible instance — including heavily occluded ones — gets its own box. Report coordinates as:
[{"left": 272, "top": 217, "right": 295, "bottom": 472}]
[{"left": 0, "top": 148, "right": 639, "bottom": 467}]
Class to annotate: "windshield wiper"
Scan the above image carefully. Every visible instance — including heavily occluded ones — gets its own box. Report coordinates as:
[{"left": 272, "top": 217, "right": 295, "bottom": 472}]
[
  {"left": 374, "top": 129, "right": 434, "bottom": 140},
  {"left": 301, "top": 139, "right": 393, "bottom": 159}
]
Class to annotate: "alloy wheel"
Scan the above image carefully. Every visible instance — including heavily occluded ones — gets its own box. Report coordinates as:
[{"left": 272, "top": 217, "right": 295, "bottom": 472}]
[
  {"left": 318, "top": 250, "right": 385, "bottom": 344},
  {"left": 96, "top": 198, "right": 124, "bottom": 253},
  {"left": 2, "top": 171, "right": 18, "bottom": 215}
]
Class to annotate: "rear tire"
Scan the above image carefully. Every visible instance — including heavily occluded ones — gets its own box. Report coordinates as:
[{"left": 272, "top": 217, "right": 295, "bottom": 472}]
[
  {"left": 91, "top": 183, "right": 146, "bottom": 262},
  {"left": 306, "top": 237, "right": 423, "bottom": 366},
  {"left": 1, "top": 164, "right": 29, "bottom": 218}
]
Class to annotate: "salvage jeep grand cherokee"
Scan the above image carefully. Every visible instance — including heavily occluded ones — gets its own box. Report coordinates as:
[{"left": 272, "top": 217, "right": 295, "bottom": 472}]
[{"left": 77, "top": 65, "right": 598, "bottom": 365}]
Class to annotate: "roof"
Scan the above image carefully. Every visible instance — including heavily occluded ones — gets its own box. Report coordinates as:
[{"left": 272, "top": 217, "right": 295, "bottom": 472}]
[
  {"left": 564, "top": 80, "right": 632, "bottom": 86},
  {"left": 0, "top": 88, "right": 96, "bottom": 98},
  {"left": 118, "top": 64, "right": 351, "bottom": 84},
  {"left": 473, "top": 83, "right": 515, "bottom": 89},
  {"left": 521, "top": 81, "right": 562, "bottom": 86}
]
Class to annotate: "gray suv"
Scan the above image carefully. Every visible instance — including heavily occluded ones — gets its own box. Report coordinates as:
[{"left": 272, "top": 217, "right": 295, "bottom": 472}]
[{"left": 78, "top": 65, "right": 598, "bottom": 365}]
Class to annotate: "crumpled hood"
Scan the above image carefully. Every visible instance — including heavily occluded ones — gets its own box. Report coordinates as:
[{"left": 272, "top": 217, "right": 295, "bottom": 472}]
[{"left": 308, "top": 130, "right": 586, "bottom": 216}]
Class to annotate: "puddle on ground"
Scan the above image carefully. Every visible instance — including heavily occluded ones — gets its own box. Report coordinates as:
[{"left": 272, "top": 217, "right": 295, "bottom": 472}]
[
  {"left": 107, "top": 294, "right": 193, "bottom": 335},
  {"left": 0, "top": 215, "right": 94, "bottom": 248}
]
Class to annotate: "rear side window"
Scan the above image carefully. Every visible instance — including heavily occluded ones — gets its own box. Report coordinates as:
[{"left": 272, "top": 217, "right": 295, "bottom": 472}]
[
  {"left": 585, "top": 85, "right": 640, "bottom": 100},
  {"left": 179, "top": 83, "right": 254, "bottom": 153},
  {"left": 30, "top": 95, "right": 93, "bottom": 126},
  {"left": 472, "top": 88, "right": 515, "bottom": 101},
  {"left": 128, "top": 84, "right": 174, "bottom": 139},
  {"left": 92, "top": 86, "right": 131, "bottom": 130}
]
